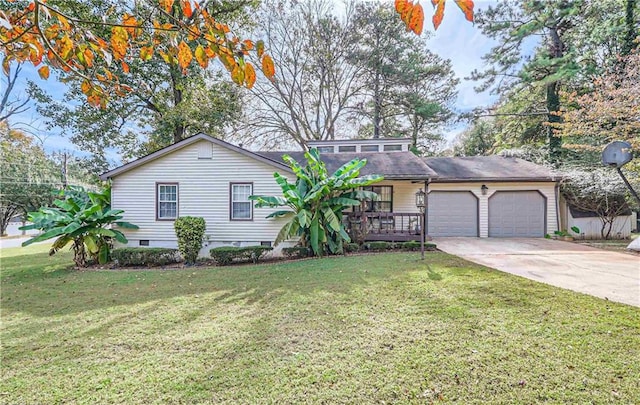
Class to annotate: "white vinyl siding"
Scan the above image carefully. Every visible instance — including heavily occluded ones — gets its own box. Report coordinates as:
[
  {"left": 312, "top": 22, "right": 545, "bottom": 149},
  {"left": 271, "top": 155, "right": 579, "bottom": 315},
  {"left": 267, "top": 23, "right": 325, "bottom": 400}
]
[
  {"left": 157, "top": 184, "right": 178, "bottom": 219},
  {"left": 111, "top": 140, "right": 294, "bottom": 246},
  {"left": 231, "top": 183, "right": 252, "bottom": 220}
]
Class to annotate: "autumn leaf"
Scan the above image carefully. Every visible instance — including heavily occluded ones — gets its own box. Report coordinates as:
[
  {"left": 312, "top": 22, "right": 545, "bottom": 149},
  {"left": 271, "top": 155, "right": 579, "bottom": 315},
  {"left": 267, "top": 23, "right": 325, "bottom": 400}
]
[
  {"left": 194, "top": 44, "right": 207, "bottom": 68},
  {"left": 181, "top": 0, "right": 193, "bottom": 18},
  {"left": 454, "top": 0, "right": 474, "bottom": 22},
  {"left": 432, "top": 0, "right": 446, "bottom": 30},
  {"left": 38, "top": 65, "right": 50, "bottom": 79},
  {"left": 408, "top": 3, "right": 424, "bottom": 35},
  {"left": 111, "top": 26, "right": 128, "bottom": 60},
  {"left": 231, "top": 64, "right": 244, "bottom": 85},
  {"left": 245, "top": 62, "right": 256, "bottom": 88},
  {"left": 121, "top": 61, "right": 130, "bottom": 73},
  {"left": 177, "top": 40, "right": 193, "bottom": 71},
  {"left": 84, "top": 48, "right": 94, "bottom": 67},
  {"left": 159, "top": 0, "right": 174, "bottom": 13},
  {"left": 395, "top": 0, "right": 410, "bottom": 15},
  {"left": 58, "top": 34, "right": 74, "bottom": 59},
  {"left": 81, "top": 80, "right": 92, "bottom": 95},
  {"left": 261, "top": 54, "right": 275, "bottom": 79},
  {"left": 140, "top": 46, "right": 153, "bottom": 61}
]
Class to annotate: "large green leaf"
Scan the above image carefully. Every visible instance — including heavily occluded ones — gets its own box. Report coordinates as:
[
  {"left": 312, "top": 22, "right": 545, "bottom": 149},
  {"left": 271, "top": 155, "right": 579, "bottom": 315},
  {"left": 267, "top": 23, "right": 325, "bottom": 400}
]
[
  {"left": 110, "top": 229, "right": 129, "bottom": 244},
  {"left": 249, "top": 195, "right": 288, "bottom": 208},
  {"left": 98, "top": 243, "right": 109, "bottom": 264},
  {"left": 327, "top": 197, "right": 361, "bottom": 206},
  {"left": 266, "top": 210, "right": 294, "bottom": 219},
  {"left": 114, "top": 221, "right": 139, "bottom": 229},
  {"left": 21, "top": 226, "right": 66, "bottom": 246},
  {"left": 84, "top": 235, "right": 99, "bottom": 254},
  {"left": 274, "top": 217, "right": 298, "bottom": 246},
  {"left": 322, "top": 207, "right": 341, "bottom": 233},
  {"left": 297, "top": 209, "right": 312, "bottom": 228},
  {"left": 309, "top": 214, "right": 320, "bottom": 255}
]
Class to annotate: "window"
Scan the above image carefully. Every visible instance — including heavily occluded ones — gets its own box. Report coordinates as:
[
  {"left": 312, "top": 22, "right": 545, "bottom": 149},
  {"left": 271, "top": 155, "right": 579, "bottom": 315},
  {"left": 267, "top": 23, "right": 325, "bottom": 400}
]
[
  {"left": 361, "top": 186, "right": 393, "bottom": 212},
  {"left": 383, "top": 144, "right": 402, "bottom": 151},
  {"left": 157, "top": 183, "right": 178, "bottom": 220},
  {"left": 361, "top": 145, "right": 379, "bottom": 152},
  {"left": 231, "top": 183, "right": 253, "bottom": 220},
  {"left": 338, "top": 145, "right": 356, "bottom": 152},
  {"left": 317, "top": 146, "right": 334, "bottom": 154}
]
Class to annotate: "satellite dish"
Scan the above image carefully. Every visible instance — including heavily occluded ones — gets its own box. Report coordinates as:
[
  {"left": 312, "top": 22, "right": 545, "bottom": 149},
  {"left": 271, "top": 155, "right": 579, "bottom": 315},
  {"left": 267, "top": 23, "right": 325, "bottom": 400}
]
[{"left": 602, "top": 141, "right": 633, "bottom": 168}]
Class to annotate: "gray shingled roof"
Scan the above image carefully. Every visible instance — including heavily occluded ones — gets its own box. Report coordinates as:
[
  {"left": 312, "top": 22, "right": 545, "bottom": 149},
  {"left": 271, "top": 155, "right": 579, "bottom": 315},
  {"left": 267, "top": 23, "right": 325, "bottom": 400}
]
[
  {"left": 256, "top": 151, "right": 438, "bottom": 180},
  {"left": 424, "top": 156, "right": 557, "bottom": 182}
]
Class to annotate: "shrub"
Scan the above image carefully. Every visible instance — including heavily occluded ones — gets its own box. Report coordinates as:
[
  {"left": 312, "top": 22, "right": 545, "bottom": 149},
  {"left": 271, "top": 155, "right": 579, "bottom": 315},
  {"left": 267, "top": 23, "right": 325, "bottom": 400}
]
[
  {"left": 365, "top": 241, "right": 391, "bottom": 251},
  {"left": 344, "top": 242, "right": 360, "bottom": 253},
  {"left": 282, "top": 246, "right": 310, "bottom": 259},
  {"left": 174, "top": 217, "right": 206, "bottom": 264},
  {"left": 210, "top": 246, "right": 273, "bottom": 265},
  {"left": 401, "top": 241, "right": 421, "bottom": 251},
  {"left": 111, "top": 248, "right": 181, "bottom": 267}
]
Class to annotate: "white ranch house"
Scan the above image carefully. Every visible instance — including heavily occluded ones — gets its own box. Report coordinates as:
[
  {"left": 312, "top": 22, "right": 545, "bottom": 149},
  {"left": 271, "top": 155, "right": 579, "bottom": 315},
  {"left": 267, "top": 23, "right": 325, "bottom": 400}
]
[{"left": 100, "top": 134, "right": 562, "bottom": 255}]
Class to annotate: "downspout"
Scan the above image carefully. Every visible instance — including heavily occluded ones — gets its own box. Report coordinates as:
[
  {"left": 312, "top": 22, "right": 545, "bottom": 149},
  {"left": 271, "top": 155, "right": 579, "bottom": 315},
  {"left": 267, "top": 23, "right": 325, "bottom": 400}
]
[
  {"left": 554, "top": 180, "right": 561, "bottom": 233},
  {"left": 425, "top": 180, "right": 430, "bottom": 241}
]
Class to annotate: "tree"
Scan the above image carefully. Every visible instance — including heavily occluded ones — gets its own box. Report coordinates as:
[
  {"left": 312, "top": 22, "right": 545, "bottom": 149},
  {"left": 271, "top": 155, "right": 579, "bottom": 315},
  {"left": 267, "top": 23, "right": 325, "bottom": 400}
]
[
  {"left": 21, "top": 186, "right": 138, "bottom": 267},
  {"left": 472, "top": 0, "right": 585, "bottom": 163},
  {"left": 557, "top": 51, "right": 640, "bottom": 173},
  {"left": 561, "top": 168, "right": 635, "bottom": 239},
  {"left": 249, "top": 149, "right": 382, "bottom": 256},
  {"left": 1, "top": 0, "right": 275, "bottom": 108},
  {"left": 351, "top": 2, "right": 457, "bottom": 153},
  {"left": 0, "top": 124, "right": 61, "bottom": 235},
  {"left": 0, "top": 60, "right": 29, "bottom": 123},
  {"left": 453, "top": 119, "right": 496, "bottom": 156},
  {"left": 236, "top": 0, "right": 366, "bottom": 150}
]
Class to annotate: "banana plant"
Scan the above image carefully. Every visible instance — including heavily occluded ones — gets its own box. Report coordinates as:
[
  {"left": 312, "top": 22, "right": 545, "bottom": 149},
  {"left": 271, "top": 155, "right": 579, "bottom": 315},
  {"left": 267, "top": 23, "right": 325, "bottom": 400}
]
[
  {"left": 20, "top": 186, "right": 138, "bottom": 267},
  {"left": 250, "top": 148, "right": 383, "bottom": 256}
]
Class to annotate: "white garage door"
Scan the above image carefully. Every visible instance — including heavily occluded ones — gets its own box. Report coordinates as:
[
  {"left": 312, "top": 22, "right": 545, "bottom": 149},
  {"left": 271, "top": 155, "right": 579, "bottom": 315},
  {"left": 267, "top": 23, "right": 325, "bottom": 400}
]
[
  {"left": 428, "top": 191, "right": 478, "bottom": 237},
  {"left": 489, "top": 191, "right": 545, "bottom": 237}
]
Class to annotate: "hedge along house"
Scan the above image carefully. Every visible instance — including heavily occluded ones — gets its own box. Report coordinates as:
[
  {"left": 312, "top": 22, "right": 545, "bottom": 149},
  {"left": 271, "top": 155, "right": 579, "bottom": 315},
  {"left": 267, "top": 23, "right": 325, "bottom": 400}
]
[{"left": 100, "top": 134, "right": 560, "bottom": 254}]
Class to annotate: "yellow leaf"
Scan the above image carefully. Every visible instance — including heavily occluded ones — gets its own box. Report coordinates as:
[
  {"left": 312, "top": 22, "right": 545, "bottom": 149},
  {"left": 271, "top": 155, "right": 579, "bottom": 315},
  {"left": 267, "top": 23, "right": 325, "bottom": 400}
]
[
  {"left": 111, "top": 26, "right": 129, "bottom": 60},
  {"left": 261, "top": 54, "right": 275, "bottom": 79},
  {"left": 81, "top": 80, "right": 92, "bottom": 95},
  {"left": 38, "top": 65, "right": 50, "bottom": 79},
  {"left": 58, "top": 35, "right": 74, "bottom": 59},
  {"left": 159, "top": 0, "right": 174, "bottom": 13},
  {"left": 194, "top": 44, "right": 207, "bottom": 68},
  {"left": 177, "top": 40, "right": 193, "bottom": 71},
  {"left": 231, "top": 64, "right": 244, "bottom": 85},
  {"left": 140, "top": 46, "right": 154, "bottom": 61},
  {"left": 244, "top": 63, "right": 256, "bottom": 89}
]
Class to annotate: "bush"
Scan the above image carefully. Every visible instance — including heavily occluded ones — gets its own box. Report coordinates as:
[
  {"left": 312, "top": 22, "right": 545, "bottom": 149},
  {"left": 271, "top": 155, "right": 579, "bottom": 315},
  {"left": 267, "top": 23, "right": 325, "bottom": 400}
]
[
  {"left": 111, "top": 248, "right": 181, "bottom": 267},
  {"left": 344, "top": 243, "right": 360, "bottom": 253},
  {"left": 209, "top": 246, "right": 273, "bottom": 265},
  {"left": 282, "top": 246, "right": 310, "bottom": 259},
  {"left": 401, "top": 241, "right": 421, "bottom": 251},
  {"left": 365, "top": 241, "right": 391, "bottom": 251},
  {"left": 174, "top": 217, "right": 206, "bottom": 264}
]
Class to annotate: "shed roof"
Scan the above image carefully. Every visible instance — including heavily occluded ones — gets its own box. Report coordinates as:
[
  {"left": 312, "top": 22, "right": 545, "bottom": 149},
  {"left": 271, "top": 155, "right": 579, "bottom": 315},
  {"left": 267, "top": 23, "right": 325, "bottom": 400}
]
[
  {"left": 424, "top": 156, "right": 558, "bottom": 182},
  {"left": 256, "top": 151, "right": 438, "bottom": 180}
]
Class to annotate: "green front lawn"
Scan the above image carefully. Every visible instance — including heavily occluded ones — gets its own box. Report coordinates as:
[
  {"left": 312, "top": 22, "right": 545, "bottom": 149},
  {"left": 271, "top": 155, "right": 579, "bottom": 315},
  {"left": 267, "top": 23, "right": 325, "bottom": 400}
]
[{"left": 1, "top": 245, "right": 639, "bottom": 403}]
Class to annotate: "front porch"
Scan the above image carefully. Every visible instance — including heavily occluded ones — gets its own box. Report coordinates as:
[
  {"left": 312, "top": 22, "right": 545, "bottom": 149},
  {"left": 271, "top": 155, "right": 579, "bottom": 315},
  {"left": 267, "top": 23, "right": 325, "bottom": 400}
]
[{"left": 346, "top": 212, "right": 425, "bottom": 242}]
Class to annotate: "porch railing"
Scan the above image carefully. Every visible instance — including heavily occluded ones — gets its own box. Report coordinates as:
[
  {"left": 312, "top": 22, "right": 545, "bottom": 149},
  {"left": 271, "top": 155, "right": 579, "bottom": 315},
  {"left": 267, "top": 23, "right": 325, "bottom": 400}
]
[{"left": 345, "top": 212, "right": 423, "bottom": 242}]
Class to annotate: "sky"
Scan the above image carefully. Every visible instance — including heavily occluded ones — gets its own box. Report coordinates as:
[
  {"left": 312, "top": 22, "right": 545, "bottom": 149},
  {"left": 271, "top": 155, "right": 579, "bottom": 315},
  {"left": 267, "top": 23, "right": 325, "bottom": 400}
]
[{"left": 4, "top": 0, "right": 505, "bottom": 164}]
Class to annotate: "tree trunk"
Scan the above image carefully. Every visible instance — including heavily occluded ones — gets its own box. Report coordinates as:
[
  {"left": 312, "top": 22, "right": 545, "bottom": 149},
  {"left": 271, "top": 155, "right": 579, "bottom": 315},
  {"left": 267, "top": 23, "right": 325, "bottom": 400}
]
[
  {"left": 170, "top": 64, "right": 185, "bottom": 143},
  {"left": 546, "top": 82, "right": 562, "bottom": 164},
  {"left": 622, "top": 0, "right": 637, "bottom": 56}
]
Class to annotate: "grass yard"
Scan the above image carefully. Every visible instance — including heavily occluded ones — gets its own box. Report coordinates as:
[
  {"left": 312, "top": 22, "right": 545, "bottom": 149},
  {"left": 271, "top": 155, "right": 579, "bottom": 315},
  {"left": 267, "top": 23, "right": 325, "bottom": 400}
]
[{"left": 1, "top": 245, "right": 639, "bottom": 404}]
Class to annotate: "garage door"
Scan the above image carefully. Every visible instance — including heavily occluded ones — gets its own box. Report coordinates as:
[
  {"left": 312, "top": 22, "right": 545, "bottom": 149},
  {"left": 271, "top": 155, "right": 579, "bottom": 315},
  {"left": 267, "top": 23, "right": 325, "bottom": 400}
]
[
  {"left": 428, "top": 191, "right": 478, "bottom": 237},
  {"left": 489, "top": 191, "right": 545, "bottom": 237}
]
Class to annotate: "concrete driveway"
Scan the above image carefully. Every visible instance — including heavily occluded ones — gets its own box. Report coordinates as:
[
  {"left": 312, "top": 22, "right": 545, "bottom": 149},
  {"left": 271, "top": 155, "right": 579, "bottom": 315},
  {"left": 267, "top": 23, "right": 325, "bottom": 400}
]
[{"left": 434, "top": 238, "right": 640, "bottom": 307}]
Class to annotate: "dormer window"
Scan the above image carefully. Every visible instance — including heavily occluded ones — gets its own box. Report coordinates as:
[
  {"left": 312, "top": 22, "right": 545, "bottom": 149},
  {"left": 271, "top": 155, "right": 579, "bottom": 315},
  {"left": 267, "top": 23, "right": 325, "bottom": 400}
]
[
  {"left": 317, "top": 146, "right": 334, "bottom": 154},
  {"left": 338, "top": 145, "right": 356, "bottom": 152},
  {"left": 361, "top": 145, "right": 379, "bottom": 152},
  {"left": 383, "top": 144, "right": 402, "bottom": 151}
]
